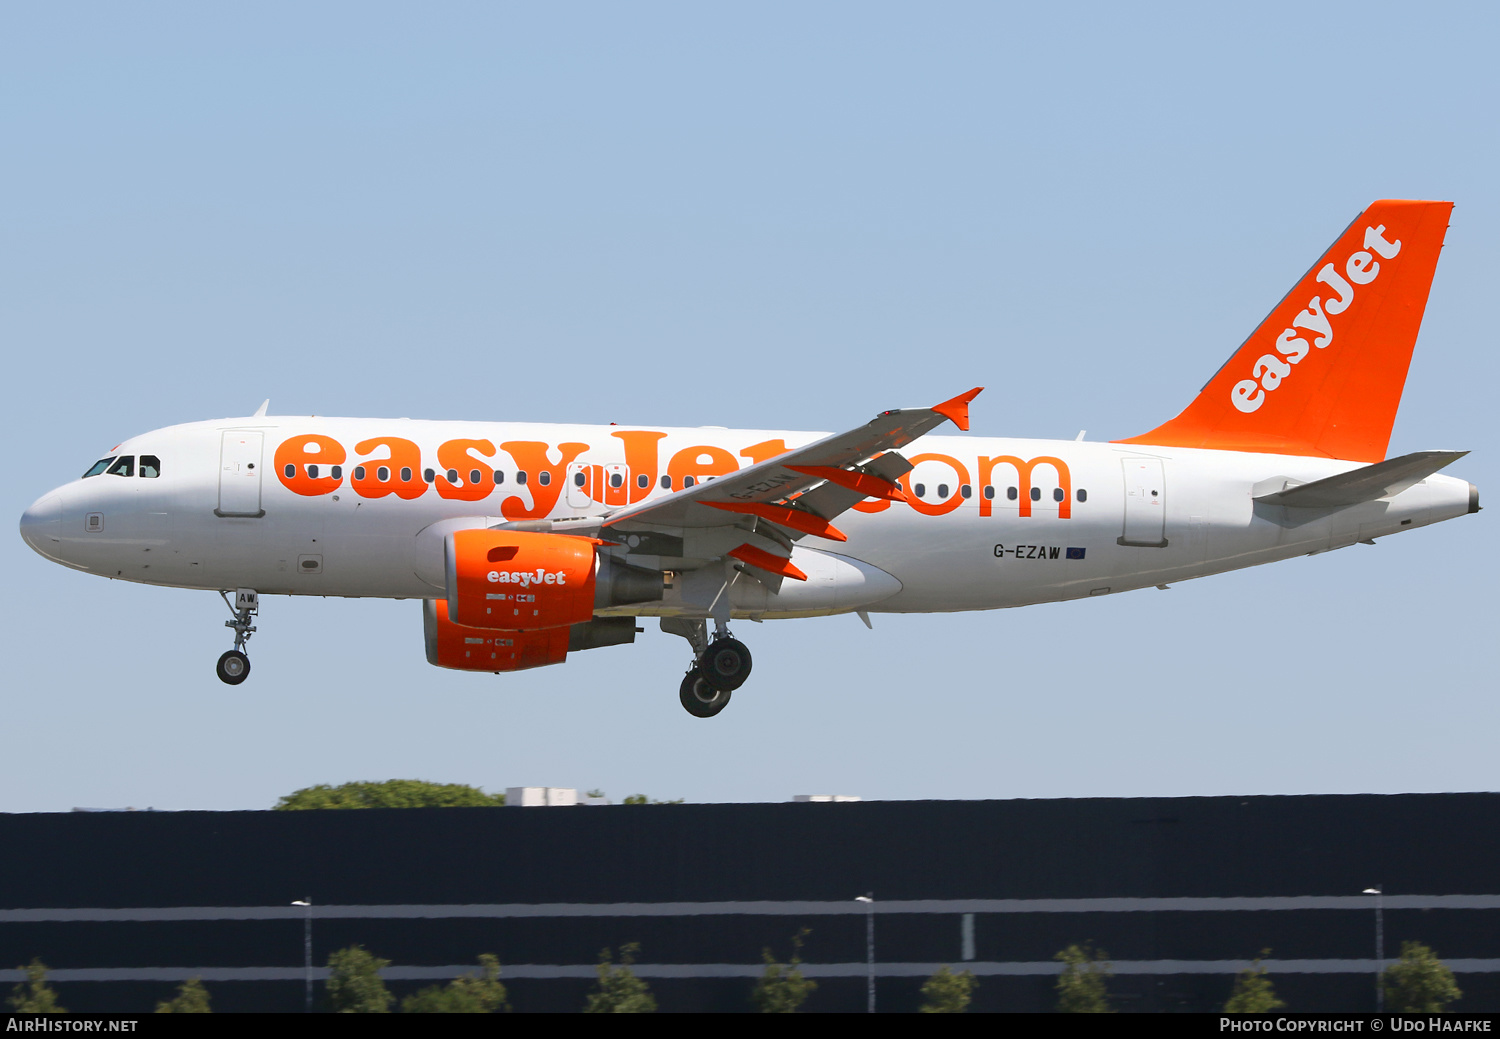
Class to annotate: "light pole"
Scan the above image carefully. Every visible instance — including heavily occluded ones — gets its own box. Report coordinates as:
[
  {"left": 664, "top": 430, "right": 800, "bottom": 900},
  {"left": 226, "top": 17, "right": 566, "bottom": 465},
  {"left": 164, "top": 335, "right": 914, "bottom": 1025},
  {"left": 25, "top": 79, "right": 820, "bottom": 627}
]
[
  {"left": 855, "top": 894, "right": 875, "bottom": 1013},
  {"left": 1363, "top": 887, "right": 1383, "bottom": 1012},
  {"left": 291, "top": 899, "right": 312, "bottom": 1012}
]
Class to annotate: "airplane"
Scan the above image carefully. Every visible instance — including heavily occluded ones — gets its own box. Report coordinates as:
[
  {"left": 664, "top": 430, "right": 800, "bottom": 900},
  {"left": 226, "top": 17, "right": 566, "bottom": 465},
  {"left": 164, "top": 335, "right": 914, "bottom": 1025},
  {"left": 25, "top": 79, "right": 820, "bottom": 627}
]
[{"left": 19, "top": 199, "right": 1478, "bottom": 718}]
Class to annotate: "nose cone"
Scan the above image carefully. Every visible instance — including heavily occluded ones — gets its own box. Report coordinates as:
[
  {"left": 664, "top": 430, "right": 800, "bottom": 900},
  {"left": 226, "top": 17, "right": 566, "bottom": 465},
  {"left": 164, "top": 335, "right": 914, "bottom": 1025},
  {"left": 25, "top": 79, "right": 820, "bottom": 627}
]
[{"left": 19, "top": 494, "right": 63, "bottom": 558}]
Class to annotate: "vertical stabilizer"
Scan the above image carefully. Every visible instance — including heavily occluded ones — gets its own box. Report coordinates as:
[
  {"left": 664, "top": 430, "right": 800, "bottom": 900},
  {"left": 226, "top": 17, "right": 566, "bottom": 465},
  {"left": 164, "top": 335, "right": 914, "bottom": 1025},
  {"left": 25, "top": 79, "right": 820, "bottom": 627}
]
[{"left": 1116, "top": 200, "right": 1452, "bottom": 462}]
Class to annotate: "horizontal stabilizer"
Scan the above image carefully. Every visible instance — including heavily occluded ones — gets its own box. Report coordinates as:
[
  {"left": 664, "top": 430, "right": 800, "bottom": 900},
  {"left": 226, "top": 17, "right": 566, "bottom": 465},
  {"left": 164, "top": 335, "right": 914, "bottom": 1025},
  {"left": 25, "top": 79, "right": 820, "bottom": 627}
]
[{"left": 1253, "top": 450, "right": 1468, "bottom": 508}]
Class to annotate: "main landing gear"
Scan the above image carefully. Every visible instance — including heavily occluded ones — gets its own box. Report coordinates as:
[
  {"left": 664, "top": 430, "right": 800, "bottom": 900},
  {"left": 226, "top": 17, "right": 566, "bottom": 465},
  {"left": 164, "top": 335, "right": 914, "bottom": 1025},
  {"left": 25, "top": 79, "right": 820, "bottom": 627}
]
[
  {"left": 662, "top": 618, "right": 753, "bottom": 718},
  {"left": 217, "top": 588, "right": 258, "bottom": 686}
]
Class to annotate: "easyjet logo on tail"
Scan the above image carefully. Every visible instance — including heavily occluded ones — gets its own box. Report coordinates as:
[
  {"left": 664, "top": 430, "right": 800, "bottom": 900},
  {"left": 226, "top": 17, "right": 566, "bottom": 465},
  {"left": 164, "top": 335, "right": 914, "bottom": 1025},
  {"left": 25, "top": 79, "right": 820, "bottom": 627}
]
[{"left": 1231, "top": 224, "right": 1401, "bottom": 414}]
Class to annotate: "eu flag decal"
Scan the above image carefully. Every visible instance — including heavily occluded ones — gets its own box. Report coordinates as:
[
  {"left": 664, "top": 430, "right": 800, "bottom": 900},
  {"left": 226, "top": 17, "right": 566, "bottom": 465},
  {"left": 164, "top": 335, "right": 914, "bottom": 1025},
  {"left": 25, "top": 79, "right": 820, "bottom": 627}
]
[{"left": 1066, "top": 547, "right": 1086, "bottom": 560}]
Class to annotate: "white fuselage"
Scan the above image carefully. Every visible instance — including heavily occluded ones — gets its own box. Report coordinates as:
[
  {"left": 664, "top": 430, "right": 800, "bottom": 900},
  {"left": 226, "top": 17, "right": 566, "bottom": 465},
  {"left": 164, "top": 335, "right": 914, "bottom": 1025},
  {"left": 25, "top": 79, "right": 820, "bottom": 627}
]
[{"left": 19, "top": 416, "right": 1476, "bottom": 619}]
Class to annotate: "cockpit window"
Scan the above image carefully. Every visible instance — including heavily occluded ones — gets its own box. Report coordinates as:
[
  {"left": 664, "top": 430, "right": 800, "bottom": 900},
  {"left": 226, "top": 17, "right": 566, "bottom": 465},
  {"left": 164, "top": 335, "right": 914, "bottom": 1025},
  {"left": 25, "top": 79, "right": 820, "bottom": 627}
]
[
  {"left": 82, "top": 457, "right": 116, "bottom": 478},
  {"left": 139, "top": 455, "right": 161, "bottom": 478},
  {"left": 106, "top": 456, "right": 135, "bottom": 477}
]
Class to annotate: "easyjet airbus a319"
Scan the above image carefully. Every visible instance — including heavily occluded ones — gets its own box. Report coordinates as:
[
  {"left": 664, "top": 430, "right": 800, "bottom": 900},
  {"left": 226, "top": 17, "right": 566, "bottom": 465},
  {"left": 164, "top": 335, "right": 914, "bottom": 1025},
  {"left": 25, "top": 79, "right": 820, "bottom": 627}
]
[{"left": 20, "top": 200, "right": 1479, "bottom": 716}]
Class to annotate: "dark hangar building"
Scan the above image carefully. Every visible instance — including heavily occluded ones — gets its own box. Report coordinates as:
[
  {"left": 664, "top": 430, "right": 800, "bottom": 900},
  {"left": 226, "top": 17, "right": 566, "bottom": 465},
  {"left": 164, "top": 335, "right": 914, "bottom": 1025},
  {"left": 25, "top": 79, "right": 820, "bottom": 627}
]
[{"left": 1, "top": 793, "right": 1497, "bottom": 1012}]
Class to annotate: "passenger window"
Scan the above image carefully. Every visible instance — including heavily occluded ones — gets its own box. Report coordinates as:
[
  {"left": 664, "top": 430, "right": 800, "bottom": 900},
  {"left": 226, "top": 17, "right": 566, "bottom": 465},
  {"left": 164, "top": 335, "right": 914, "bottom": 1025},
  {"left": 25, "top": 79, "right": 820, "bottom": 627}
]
[
  {"left": 469, "top": 469, "right": 482, "bottom": 485},
  {"left": 1053, "top": 487, "right": 1064, "bottom": 502},
  {"left": 683, "top": 476, "right": 696, "bottom": 488},
  {"left": 307, "top": 464, "right": 319, "bottom": 480},
  {"left": 82, "top": 458, "right": 116, "bottom": 478},
  {"left": 139, "top": 455, "right": 161, "bottom": 478},
  {"left": 1077, "top": 488, "right": 1087, "bottom": 502},
  {"left": 493, "top": 470, "right": 504, "bottom": 484},
  {"left": 285, "top": 464, "right": 297, "bottom": 479},
  {"left": 424, "top": 468, "right": 435, "bottom": 482},
  {"left": 106, "top": 456, "right": 135, "bottom": 477},
  {"left": 446, "top": 468, "right": 459, "bottom": 484},
  {"left": 1030, "top": 486, "right": 1041, "bottom": 501},
  {"left": 354, "top": 466, "right": 367, "bottom": 481},
  {"left": 961, "top": 484, "right": 972, "bottom": 498},
  {"left": 1007, "top": 486, "right": 1018, "bottom": 501},
  {"left": 661, "top": 475, "right": 671, "bottom": 489},
  {"left": 574, "top": 472, "right": 587, "bottom": 487},
  {"left": 401, "top": 467, "right": 413, "bottom": 482},
  {"left": 331, "top": 465, "right": 342, "bottom": 480},
  {"left": 637, "top": 474, "right": 649, "bottom": 489},
  {"left": 937, "top": 483, "right": 949, "bottom": 498},
  {"left": 516, "top": 471, "right": 528, "bottom": 485},
  {"left": 914, "top": 483, "right": 926, "bottom": 498},
  {"left": 610, "top": 473, "right": 623, "bottom": 488},
  {"left": 984, "top": 485, "right": 995, "bottom": 500},
  {"left": 539, "top": 471, "right": 551, "bottom": 486},
  {"left": 375, "top": 466, "right": 389, "bottom": 482}
]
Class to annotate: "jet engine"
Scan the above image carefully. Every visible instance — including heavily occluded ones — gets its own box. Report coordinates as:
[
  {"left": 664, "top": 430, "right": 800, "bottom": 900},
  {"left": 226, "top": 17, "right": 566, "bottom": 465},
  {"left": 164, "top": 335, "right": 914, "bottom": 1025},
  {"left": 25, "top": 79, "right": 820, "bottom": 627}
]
[
  {"left": 423, "top": 600, "right": 643, "bottom": 673},
  {"left": 443, "top": 528, "right": 664, "bottom": 631}
]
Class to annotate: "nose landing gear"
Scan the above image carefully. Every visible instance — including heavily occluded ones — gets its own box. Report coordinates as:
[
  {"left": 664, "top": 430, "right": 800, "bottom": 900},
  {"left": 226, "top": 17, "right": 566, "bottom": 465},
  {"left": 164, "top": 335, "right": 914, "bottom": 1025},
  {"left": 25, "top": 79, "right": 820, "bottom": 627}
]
[
  {"left": 217, "top": 588, "right": 258, "bottom": 686},
  {"left": 660, "top": 617, "right": 754, "bottom": 718}
]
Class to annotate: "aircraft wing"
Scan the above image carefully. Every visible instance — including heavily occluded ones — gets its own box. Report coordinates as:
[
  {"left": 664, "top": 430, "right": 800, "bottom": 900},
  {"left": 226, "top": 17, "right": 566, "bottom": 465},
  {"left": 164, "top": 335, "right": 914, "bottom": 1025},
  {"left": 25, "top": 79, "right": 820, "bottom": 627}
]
[{"left": 596, "top": 387, "right": 981, "bottom": 581}]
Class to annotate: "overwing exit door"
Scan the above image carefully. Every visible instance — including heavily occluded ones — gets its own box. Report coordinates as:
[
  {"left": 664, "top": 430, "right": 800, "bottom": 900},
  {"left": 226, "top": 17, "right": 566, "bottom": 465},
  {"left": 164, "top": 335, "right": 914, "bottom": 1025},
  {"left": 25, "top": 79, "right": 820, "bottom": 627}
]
[
  {"left": 1118, "top": 457, "right": 1167, "bottom": 547},
  {"left": 217, "top": 431, "right": 265, "bottom": 517}
]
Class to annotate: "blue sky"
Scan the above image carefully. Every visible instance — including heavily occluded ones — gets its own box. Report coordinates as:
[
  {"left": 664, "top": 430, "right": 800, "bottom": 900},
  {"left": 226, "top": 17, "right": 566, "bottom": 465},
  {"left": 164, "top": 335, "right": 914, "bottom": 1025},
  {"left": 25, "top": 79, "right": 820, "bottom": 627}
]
[{"left": 3, "top": 3, "right": 1495, "bottom": 811}]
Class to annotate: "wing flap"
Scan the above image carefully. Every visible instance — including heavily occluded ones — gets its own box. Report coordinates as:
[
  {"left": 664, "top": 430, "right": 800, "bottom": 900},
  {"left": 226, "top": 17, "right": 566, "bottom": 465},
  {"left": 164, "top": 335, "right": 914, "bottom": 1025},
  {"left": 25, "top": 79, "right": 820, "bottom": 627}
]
[{"left": 602, "top": 389, "right": 980, "bottom": 538}]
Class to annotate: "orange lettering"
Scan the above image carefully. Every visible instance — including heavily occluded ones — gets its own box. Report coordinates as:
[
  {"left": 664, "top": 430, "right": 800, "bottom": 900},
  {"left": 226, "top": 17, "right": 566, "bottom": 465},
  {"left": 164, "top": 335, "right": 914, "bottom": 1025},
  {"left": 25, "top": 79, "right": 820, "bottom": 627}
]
[
  {"left": 977, "top": 455, "right": 1071, "bottom": 518},
  {"left": 900, "top": 453, "right": 971, "bottom": 517},
  {"left": 501, "top": 441, "right": 589, "bottom": 519},
  {"left": 740, "top": 439, "right": 789, "bottom": 465},
  {"left": 611, "top": 431, "right": 667, "bottom": 504},
  {"left": 273, "top": 434, "right": 346, "bottom": 497},
  {"left": 436, "top": 439, "right": 497, "bottom": 502},
  {"left": 667, "top": 445, "right": 739, "bottom": 489},
  {"left": 351, "top": 437, "right": 427, "bottom": 500}
]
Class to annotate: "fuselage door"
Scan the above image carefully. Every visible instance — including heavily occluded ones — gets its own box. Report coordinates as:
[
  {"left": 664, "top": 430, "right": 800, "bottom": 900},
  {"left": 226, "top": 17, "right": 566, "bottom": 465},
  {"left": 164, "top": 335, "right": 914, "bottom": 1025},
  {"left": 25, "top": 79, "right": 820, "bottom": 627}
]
[
  {"left": 565, "top": 463, "right": 592, "bottom": 508},
  {"left": 603, "top": 463, "right": 630, "bottom": 507},
  {"left": 217, "top": 431, "right": 265, "bottom": 517},
  {"left": 1118, "top": 457, "right": 1167, "bottom": 547}
]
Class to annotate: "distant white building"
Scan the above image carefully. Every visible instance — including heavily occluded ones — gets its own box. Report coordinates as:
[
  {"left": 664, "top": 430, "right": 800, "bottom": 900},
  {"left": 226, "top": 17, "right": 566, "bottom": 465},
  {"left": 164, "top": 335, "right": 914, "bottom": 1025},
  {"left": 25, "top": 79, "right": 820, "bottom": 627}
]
[
  {"left": 506, "top": 787, "right": 609, "bottom": 806},
  {"left": 792, "top": 795, "right": 862, "bottom": 802}
]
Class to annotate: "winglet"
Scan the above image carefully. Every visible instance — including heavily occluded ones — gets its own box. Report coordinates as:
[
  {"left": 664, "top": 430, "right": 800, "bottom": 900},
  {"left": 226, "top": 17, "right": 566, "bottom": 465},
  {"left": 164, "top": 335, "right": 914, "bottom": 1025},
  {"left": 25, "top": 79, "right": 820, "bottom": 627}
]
[
  {"left": 932, "top": 387, "right": 983, "bottom": 432},
  {"left": 253, "top": 399, "right": 270, "bottom": 418}
]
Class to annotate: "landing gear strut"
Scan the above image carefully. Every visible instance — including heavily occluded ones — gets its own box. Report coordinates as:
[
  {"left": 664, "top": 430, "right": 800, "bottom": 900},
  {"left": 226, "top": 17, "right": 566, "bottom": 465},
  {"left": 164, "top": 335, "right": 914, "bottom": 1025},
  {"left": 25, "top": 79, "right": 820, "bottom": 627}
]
[
  {"left": 661, "top": 617, "right": 754, "bottom": 718},
  {"left": 217, "top": 588, "right": 258, "bottom": 686}
]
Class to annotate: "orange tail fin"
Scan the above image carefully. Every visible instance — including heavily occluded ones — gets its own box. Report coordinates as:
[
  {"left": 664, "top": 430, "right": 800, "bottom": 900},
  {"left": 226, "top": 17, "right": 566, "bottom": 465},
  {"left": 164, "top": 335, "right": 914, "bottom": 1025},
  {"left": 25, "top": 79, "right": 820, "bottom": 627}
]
[{"left": 1116, "top": 200, "right": 1452, "bottom": 462}]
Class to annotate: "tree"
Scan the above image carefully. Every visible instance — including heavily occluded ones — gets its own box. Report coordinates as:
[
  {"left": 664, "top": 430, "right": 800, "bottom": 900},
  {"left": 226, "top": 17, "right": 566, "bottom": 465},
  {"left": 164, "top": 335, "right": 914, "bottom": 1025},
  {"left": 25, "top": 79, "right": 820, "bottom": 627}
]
[
  {"left": 156, "top": 977, "right": 211, "bottom": 1013},
  {"left": 1055, "top": 943, "right": 1112, "bottom": 1013},
  {"left": 1383, "top": 941, "right": 1462, "bottom": 1012},
  {"left": 753, "top": 929, "right": 817, "bottom": 1012},
  {"left": 622, "top": 794, "right": 685, "bottom": 805},
  {"left": 1224, "top": 951, "right": 1285, "bottom": 1013},
  {"left": 920, "top": 965, "right": 977, "bottom": 1013},
  {"left": 327, "top": 945, "right": 394, "bottom": 1013},
  {"left": 274, "top": 780, "right": 506, "bottom": 810},
  {"left": 583, "top": 943, "right": 656, "bottom": 1013},
  {"left": 402, "top": 955, "right": 509, "bottom": 1013},
  {"left": 7, "top": 959, "right": 65, "bottom": 1013}
]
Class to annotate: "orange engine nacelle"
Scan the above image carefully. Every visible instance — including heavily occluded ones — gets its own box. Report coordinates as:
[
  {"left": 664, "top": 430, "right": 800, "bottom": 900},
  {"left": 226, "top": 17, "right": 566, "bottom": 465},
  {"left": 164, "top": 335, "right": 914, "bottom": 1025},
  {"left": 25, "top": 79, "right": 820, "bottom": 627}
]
[
  {"left": 444, "top": 529, "right": 598, "bottom": 631},
  {"left": 424, "top": 598, "right": 571, "bottom": 672}
]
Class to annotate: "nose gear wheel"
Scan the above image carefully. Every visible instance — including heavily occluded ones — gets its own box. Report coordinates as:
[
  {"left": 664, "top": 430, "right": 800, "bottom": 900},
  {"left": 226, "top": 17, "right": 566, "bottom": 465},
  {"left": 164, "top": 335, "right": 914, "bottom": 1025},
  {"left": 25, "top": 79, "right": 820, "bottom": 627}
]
[{"left": 216, "top": 650, "right": 251, "bottom": 685}]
